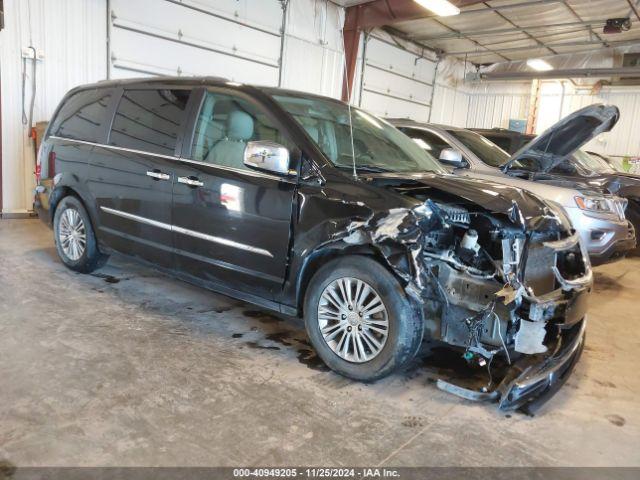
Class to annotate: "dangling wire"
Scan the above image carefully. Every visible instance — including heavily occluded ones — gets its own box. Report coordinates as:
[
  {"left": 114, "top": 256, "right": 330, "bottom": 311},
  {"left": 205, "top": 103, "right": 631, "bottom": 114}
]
[{"left": 339, "top": 14, "right": 357, "bottom": 181}]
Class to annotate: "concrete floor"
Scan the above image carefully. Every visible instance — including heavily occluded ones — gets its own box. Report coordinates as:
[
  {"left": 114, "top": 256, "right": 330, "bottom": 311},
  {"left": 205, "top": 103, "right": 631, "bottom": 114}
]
[{"left": 0, "top": 218, "right": 639, "bottom": 467}]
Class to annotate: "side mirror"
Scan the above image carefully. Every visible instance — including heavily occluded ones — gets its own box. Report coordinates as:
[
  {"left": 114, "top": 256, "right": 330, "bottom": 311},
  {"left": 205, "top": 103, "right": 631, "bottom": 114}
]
[
  {"left": 243, "top": 141, "right": 295, "bottom": 176},
  {"left": 439, "top": 148, "right": 464, "bottom": 167}
]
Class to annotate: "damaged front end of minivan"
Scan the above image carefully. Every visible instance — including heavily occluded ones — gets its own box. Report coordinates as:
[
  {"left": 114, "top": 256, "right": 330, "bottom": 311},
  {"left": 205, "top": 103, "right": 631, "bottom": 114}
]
[{"left": 328, "top": 175, "right": 592, "bottom": 412}]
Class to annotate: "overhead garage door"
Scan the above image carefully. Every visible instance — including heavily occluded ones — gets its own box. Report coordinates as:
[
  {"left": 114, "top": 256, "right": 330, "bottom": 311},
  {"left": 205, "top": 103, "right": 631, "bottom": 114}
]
[
  {"left": 359, "top": 36, "right": 437, "bottom": 121},
  {"left": 109, "top": 0, "right": 283, "bottom": 85}
]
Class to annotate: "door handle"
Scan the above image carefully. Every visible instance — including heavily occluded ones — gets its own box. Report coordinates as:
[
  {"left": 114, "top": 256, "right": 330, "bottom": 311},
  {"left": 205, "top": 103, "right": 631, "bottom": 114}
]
[
  {"left": 146, "top": 170, "right": 170, "bottom": 181},
  {"left": 178, "top": 176, "right": 204, "bottom": 187}
]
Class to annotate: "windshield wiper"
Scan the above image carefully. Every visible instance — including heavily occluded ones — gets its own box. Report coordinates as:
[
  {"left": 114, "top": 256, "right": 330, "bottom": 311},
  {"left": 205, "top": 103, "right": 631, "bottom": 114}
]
[{"left": 336, "top": 164, "right": 391, "bottom": 173}]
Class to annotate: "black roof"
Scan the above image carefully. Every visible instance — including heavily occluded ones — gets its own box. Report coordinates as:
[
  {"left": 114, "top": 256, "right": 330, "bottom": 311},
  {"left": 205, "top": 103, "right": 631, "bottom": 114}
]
[
  {"left": 66, "top": 75, "right": 351, "bottom": 106},
  {"left": 470, "top": 127, "right": 534, "bottom": 137},
  {"left": 72, "top": 75, "right": 230, "bottom": 91}
]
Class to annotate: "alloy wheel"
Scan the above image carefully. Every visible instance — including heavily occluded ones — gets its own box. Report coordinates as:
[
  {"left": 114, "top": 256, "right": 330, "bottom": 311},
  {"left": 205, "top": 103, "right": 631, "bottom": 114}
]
[
  {"left": 59, "top": 208, "right": 87, "bottom": 261},
  {"left": 317, "top": 277, "right": 389, "bottom": 363}
]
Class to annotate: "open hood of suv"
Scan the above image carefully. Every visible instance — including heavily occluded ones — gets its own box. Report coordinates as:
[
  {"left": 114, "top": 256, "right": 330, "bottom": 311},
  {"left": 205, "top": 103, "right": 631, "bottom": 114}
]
[{"left": 501, "top": 104, "right": 619, "bottom": 174}]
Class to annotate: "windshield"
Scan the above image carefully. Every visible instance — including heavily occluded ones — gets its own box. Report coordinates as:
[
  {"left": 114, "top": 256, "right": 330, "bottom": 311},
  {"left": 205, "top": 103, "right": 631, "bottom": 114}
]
[
  {"left": 572, "top": 150, "right": 616, "bottom": 174},
  {"left": 271, "top": 93, "right": 447, "bottom": 174},
  {"left": 446, "top": 129, "right": 510, "bottom": 168}
]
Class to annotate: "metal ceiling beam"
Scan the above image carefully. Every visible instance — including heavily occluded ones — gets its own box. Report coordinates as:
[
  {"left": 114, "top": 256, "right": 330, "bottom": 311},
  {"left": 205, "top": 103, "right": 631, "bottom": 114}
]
[
  {"left": 484, "top": 1, "right": 557, "bottom": 56},
  {"left": 468, "top": 66, "right": 640, "bottom": 81},
  {"left": 411, "top": 19, "right": 609, "bottom": 41},
  {"left": 342, "top": 0, "right": 485, "bottom": 31},
  {"left": 439, "top": 0, "right": 564, "bottom": 17},
  {"left": 626, "top": 0, "right": 640, "bottom": 23},
  {"left": 447, "top": 37, "right": 640, "bottom": 56},
  {"left": 340, "top": 0, "right": 487, "bottom": 101},
  {"left": 560, "top": 1, "right": 608, "bottom": 48},
  {"left": 476, "top": 27, "right": 590, "bottom": 47},
  {"left": 430, "top": 17, "right": 512, "bottom": 61}
]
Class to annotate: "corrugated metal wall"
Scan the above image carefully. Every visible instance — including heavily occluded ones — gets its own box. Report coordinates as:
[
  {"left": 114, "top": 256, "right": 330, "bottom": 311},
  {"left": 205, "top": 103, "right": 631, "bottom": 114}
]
[
  {"left": 468, "top": 81, "right": 640, "bottom": 158},
  {"left": 466, "top": 82, "right": 531, "bottom": 130},
  {"left": 429, "top": 83, "right": 469, "bottom": 127},
  {"left": 0, "top": 0, "right": 106, "bottom": 214}
]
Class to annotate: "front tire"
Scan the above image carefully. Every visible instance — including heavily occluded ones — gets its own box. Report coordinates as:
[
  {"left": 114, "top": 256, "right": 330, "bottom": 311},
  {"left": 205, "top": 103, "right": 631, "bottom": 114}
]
[
  {"left": 53, "top": 196, "right": 108, "bottom": 273},
  {"left": 304, "top": 256, "right": 423, "bottom": 382}
]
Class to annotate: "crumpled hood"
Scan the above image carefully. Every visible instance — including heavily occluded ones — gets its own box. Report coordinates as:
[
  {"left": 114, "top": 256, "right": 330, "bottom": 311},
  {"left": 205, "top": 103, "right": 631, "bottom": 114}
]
[
  {"left": 364, "top": 172, "right": 569, "bottom": 232},
  {"left": 502, "top": 104, "right": 620, "bottom": 173}
]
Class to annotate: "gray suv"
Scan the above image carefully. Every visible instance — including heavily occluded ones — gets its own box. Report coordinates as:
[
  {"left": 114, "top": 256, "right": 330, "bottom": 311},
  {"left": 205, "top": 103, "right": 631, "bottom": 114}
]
[{"left": 390, "top": 106, "right": 635, "bottom": 265}]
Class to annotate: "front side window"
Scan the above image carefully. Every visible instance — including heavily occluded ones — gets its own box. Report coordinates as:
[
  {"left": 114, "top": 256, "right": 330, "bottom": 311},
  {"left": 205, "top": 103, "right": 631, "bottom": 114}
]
[
  {"left": 190, "top": 91, "right": 292, "bottom": 171},
  {"left": 271, "top": 93, "right": 446, "bottom": 174},
  {"left": 110, "top": 89, "right": 190, "bottom": 156},
  {"left": 446, "top": 129, "right": 510, "bottom": 168},
  {"left": 51, "top": 89, "right": 112, "bottom": 143}
]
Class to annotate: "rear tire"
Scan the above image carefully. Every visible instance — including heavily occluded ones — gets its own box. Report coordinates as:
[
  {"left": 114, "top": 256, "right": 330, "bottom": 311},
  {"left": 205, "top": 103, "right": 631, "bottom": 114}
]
[
  {"left": 304, "top": 256, "right": 423, "bottom": 382},
  {"left": 53, "top": 196, "right": 108, "bottom": 273}
]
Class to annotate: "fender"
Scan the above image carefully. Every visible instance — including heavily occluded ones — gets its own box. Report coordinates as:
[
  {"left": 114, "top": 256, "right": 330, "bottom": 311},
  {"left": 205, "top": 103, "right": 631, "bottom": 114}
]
[
  {"left": 49, "top": 173, "right": 101, "bottom": 235},
  {"left": 293, "top": 239, "right": 409, "bottom": 316}
]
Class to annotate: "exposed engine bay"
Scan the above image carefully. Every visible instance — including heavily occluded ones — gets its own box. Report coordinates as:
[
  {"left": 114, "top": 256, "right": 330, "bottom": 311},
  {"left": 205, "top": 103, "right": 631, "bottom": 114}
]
[{"left": 336, "top": 175, "right": 593, "bottom": 412}]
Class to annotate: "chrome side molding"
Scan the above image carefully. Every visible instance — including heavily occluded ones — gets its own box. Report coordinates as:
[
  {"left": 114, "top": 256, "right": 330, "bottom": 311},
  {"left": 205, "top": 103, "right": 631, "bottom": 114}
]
[{"left": 99, "top": 206, "right": 273, "bottom": 257}]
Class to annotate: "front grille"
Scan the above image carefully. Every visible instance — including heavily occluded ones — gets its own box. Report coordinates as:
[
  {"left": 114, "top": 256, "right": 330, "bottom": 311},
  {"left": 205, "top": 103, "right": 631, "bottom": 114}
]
[{"left": 612, "top": 198, "right": 628, "bottom": 221}]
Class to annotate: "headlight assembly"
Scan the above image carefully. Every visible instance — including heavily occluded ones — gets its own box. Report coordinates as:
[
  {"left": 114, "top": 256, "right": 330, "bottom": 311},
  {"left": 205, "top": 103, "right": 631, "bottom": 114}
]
[{"left": 574, "top": 196, "right": 611, "bottom": 213}]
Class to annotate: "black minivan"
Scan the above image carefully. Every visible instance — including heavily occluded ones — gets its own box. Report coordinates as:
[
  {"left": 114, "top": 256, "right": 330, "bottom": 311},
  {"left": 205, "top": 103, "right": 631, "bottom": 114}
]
[{"left": 35, "top": 77, "right": 592, "bottom": 411}]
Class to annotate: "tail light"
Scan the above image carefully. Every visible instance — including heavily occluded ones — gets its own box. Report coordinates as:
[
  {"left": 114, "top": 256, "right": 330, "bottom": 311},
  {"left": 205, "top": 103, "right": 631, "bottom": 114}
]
[
  {"left": 35, "top": 142, "right": 44, "bottom": 182},
  {"left": 48, "top": 151, "right": 57, "bottom": 179}
]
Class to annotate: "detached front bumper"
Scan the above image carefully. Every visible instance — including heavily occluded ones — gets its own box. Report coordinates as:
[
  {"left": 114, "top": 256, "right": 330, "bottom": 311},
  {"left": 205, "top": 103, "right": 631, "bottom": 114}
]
[
  {"left": 437, "top": 318, "right": 587, "bottom": 413},
  {"left": 496, "top": 317, "right": 586, "bottom": 412}
]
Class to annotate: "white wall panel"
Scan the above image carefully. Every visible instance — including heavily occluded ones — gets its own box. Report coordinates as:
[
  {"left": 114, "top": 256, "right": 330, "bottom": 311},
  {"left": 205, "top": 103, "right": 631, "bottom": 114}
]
[
  {"left": 279, "top": 0, "right": 345, "bottom": 98},
  {"left": 359, "top": 36, "right": 437, "bottom": 121},
  {"left": 110, "top": 0, "right": 282, "bottom": 83},
  {"left": 360, "top": 90, "right": 430, "bottom": 119},
  {"left": 466, "top": 82, "right": 530, "bottom": 130},
  {"left": 1, "top": 0, "right": 106, "bottom": 214},
  {"left": 110, "top": 27, "right": 279, "bottom": 84},
  {"left": 429, "top": 84, "right": 469, "bottom": 127}
]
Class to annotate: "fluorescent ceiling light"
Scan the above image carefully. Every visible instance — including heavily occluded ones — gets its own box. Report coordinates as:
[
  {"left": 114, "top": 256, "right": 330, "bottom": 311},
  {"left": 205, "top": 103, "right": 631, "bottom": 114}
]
[
  {"left": 527, "top": 58, "right": 554, "bottom": 71},
  {"left": 413, "top": 0, "right": 460, "bottom": 17}
]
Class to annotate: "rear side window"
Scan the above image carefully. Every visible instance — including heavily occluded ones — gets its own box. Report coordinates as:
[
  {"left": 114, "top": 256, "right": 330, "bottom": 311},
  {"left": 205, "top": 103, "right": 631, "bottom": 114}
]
[
  {"left": 50, "top": 89, "right": 113, "bottom": 143},
  {"left": 400, "top": 128, "right": 450, "bottom": 159},
  {"left": 110, "top": 89, "right": 190, "bottom": 156}
]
